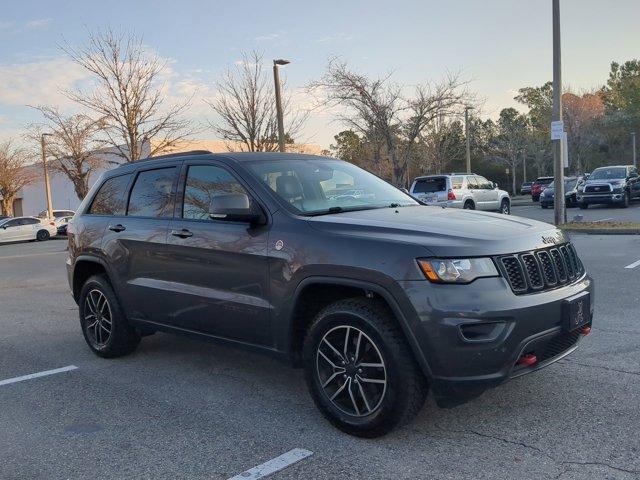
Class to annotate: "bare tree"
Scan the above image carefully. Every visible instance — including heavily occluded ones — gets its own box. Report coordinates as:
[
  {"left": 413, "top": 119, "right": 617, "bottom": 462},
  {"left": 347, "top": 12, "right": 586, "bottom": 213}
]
[
  {"left": 0, "top": 141, "right": 36, "bottom": 216},
  {"left": 206, "top": 51, "right": 306, "bottom": 152},
  {"left": 30, "top": 106, "right": 107, "bottom": 200},
  {"left": 310, "top": 59, "right": 468, "bottom": 187},
  {"left": 63, "top": 29, "right": 194, "bottom": 162}
]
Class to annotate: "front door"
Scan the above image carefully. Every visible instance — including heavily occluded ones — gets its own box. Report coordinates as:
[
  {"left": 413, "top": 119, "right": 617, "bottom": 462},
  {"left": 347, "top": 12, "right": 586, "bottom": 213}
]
[
  {"left": 476, "top": 176, "right": 499, "bottom": 210},
  {"left": 0, "top": 218, "right": 22, "bottom": 242},
  {"left": 163, "top": 161, "right": 271, "bottom": 347}
]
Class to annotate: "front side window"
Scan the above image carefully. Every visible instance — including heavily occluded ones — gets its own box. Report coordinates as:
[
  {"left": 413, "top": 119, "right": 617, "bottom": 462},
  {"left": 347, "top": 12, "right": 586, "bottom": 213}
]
[
  {"left": 127, "top": 168, "right": 176, "bottom": 218},
  {"left": 466, "top": 176, "right": 479, "bottom": 189},
  {"left": 246, "top": 158, "right": 418, "bottom": 215},
  {"left": 183, "top": 165, "right": 249, "bottom": 220},
  {"left": 88, "top": 174, "right": 132, "bottom": 216}
]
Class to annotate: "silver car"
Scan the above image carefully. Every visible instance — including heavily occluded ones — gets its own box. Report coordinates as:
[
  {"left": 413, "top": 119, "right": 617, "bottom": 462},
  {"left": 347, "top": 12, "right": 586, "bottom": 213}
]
[{"left": 410, "top": 174, "right": 511, "bottom": 214}]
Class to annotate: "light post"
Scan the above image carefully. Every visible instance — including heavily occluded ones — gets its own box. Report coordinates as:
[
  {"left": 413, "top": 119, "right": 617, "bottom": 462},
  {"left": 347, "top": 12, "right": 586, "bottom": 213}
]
[
  {"left": 40, "top": 133, "right": 54, "bottom": 220},
  {"left": 464, "top": 106, "right": 474, "bottom": 173},
  {"left": 632, "top": 132, "right": 637, "bottom": 168},
  {"left": 551, "top": 0, "right": 565, "bottom": 225},
  {"left": 273, "top": 59, "right": 290, "bottom": 153}
]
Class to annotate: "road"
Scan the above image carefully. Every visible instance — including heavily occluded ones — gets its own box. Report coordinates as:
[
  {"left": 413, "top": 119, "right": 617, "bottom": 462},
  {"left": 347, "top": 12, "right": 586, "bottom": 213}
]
[
  {"left": 1, "top": 236, "right": 639, "bottom": 479},
  {"left": 512, "top": 198, "right": 640, "bottom": 223}
]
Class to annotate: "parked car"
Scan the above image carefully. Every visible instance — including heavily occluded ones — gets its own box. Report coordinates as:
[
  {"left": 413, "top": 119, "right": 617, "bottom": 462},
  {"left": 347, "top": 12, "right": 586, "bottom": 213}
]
[
  {"left": 409, "top": 174, "right": 511, "bottom": 214},
  {"left": 539, "top": 177, "right": 581, "bottom": 208},
  {"left": 67, "top": 152, "right": 593, "bottom": 437},
  {"left": 56, "top": 216, "right": 74, "bottom": 236},
  {"left": 38, "top": 209, "right": 76, "bottom": 228},
  {"left": 520, "top": 181, "right": 533, "bottom": 195},
  {"left": 577, "top": 165, "right": 640, "bottom": 208},
  {"left": 0, "top": 216, "right": 57, "bottom": 243},
  {"left": 531, "top": 176, "right": 554, "bottom": 201}
]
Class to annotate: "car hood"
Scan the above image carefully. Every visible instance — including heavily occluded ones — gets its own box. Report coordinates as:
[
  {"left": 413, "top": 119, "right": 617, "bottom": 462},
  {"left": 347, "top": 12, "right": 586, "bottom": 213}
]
[
  {"left": 307, "top": 205, "right": 566, "bottom": 257},
  {"left": 583, "top": 179, "right": 624, "bottom": 186}
]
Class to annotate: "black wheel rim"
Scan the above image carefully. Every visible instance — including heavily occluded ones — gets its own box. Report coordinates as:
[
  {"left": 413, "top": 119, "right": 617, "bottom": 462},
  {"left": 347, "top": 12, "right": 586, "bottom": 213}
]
[
  {"left": 316, "top": 325, "right": 387, "bottom": 417},
  {"left": 84, "top": 289, "right": 112, "bottom": 347}
]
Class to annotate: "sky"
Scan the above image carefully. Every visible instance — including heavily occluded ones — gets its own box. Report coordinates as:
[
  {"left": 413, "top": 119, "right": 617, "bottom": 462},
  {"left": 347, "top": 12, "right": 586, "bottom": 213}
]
[{"left": 1, "top": 0, "right": 639, "bottom": 149}]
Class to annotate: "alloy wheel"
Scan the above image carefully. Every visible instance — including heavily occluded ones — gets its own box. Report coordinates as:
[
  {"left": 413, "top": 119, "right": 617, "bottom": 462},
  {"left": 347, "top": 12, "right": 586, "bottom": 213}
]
[
  {"left": 316, "top": 325, "right": 387, "bottom": 417},
  {"left": 84, "top": 289, "right": 112, "bottom": 347}
]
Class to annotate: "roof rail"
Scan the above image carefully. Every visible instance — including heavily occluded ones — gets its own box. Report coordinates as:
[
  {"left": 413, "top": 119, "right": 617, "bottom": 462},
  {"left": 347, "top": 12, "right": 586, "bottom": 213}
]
[{"left": 132, "top": 150, "right": 213, "bottom": 163}]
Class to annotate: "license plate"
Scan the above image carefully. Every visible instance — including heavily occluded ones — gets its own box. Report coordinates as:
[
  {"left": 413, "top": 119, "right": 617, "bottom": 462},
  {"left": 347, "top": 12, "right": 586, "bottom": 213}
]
[
  {"left": 424, "top": 194, "right": 437, "bottom": 203},
  {"left": 562, "top": 292, "right": 590, "bottom": 331}
]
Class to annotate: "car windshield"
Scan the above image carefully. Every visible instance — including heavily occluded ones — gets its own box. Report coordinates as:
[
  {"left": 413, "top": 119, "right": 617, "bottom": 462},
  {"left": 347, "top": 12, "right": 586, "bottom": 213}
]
[
  {"left": 246, "top": 158, "right": 419, "bottom": 215},
  {"left": 590, "top": 167, "right": 626, "bottom": 180}
]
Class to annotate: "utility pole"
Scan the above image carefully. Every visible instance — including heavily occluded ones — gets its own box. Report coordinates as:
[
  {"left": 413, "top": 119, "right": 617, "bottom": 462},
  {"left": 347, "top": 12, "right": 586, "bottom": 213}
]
[
  {"left": 464, "top": 106, "right": 473, "bottom": 173},
  {"left": 41, "top": 133, "right": 54, "bottom": 220},
  {"left": 522, "top": 149, "right": 527, "bottom": 183},
  {"left": 273, "top": 59, "right": 290, "bottom": 153},
  {"left": 552, "top": 0, "right": 565, "bottom": 225},
  {"left": 632, "top": 132, "right": 637, "bottom": 168}
]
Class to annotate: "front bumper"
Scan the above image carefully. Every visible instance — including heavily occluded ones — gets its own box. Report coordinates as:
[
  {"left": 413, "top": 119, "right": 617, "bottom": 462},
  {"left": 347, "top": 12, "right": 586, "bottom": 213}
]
[
  {"left": 578, "top": 192, "right": 624, "bottom": 205},
  {"left": 397, "top": 274, "right": 594, "bottom": 401}
]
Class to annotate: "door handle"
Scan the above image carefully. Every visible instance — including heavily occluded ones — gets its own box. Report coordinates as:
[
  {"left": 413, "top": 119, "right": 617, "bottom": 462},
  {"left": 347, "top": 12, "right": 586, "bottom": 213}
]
[
  {"left": 108, "top": 224, "right": 126, "bottom": 232},
  {"left": 171, "top": 229, "right": 193, "bottom": 238}
]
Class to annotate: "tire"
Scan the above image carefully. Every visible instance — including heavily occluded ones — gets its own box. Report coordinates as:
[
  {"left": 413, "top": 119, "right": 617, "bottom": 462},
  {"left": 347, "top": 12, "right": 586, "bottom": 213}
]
[
  {"left": 36, "top": 229, "right": 50, "bottom": 241},
  {"left": 463, "top": 200, "right": 475, "bottom": 210},
  {"left": 302, "top": 298, "right": 428, "bottom": 438},
  {"left": 579, "top": 203, "right": 588, "bottom": 209},
  {"left": 621, "top": 192, "right": 630, "bottom": 208},
  {"left": 499, "top": 198, "right": 511, "bottom": 215},
  {"left": 78, "top": 274, "right": 140, "bottom": 358},
  {"left": 541, "top": 204, "right": 548, "bottom": 209}
]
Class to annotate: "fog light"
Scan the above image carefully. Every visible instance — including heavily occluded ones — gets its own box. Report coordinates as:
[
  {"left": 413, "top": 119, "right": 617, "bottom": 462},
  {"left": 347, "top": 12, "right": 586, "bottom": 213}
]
[
  {"left": 579, "top": 326, "right": 591, "bottom": 335},
  {"left": 516, "top": 354, "right": 538, "bottom": 367}
]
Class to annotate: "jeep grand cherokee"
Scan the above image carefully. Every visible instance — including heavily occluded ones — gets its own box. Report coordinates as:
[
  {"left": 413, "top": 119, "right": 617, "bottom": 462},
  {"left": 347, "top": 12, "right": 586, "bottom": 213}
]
[{"left": 66, "top": 151, "right": 594, "bottom": 437}]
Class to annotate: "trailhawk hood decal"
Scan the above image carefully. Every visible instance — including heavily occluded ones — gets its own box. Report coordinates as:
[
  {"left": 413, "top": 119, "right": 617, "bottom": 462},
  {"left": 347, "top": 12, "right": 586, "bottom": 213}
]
[{"left": 307, "top": 205, "right": 566, "bottom": 257}]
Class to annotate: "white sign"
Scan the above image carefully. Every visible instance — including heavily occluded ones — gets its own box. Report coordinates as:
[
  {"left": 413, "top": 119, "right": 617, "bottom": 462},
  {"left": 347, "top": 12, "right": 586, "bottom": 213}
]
[{"left": 551, "top": 120, "right": 564, "bottom": 140}]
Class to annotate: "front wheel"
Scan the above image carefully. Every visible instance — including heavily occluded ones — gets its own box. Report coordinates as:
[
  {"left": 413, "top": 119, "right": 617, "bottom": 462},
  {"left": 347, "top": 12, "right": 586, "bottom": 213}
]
[
  {"left": 36, "top": 229, "right": 50, "bottom": 241},
  {"left": 79, "top": 274, "right": 140, "bottom": 358},
  {"left": 541, "top": 204, "right": 548, "bottom": 209},
  {"left": 499, "top": 199, "right": 511, "bottom": 214},
  {"left": 621, "top": 192, "right": 630, "bottom": 208},
  {"left": 579, "top": 203, "right": 588, "bottom": 209},
  {"left": 303, "top": 298, "right": 428, "bottom": 437}
]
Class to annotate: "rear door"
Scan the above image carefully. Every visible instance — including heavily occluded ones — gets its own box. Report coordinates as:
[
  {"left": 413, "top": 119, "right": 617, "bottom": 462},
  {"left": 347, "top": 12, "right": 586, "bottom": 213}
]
[
  {"left": 22, "top": 218, "right": 41, "bottom": 240},
  {"left": 162, "top": 160, "right": 271, "bottom": 346},
  {"left": 101, "top": 165, "right": 180, "bottom": 324}
]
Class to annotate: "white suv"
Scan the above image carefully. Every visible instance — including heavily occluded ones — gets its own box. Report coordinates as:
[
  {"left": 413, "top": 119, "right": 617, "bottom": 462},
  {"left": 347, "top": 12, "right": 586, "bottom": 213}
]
[{"left": 410, "top": 174, "right": 511, "bottom": 214}]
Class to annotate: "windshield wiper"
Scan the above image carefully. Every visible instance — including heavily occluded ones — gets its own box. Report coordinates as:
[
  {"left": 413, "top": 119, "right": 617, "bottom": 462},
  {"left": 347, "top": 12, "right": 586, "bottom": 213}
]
[{"left": 305, "top": 205, "right": 383, "bottom": 216}]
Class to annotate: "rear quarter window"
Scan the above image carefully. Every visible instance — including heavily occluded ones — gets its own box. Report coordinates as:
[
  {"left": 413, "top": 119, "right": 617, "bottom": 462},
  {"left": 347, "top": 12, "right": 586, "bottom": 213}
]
[
  {"left": 413, "top": 177, "right": 447, "bottom": 193},
  {"left": 88, "top": 174, "right": 132, "bottom": 216}
]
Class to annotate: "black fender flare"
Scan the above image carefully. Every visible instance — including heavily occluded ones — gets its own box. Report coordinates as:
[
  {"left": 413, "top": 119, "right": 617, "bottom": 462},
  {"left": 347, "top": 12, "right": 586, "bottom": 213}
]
[
  {"left": 286, "top": 276, "right": 434, "bottom": 381},
  {"left": 72, "top": 254, "right": 120, "bottom": 301}
]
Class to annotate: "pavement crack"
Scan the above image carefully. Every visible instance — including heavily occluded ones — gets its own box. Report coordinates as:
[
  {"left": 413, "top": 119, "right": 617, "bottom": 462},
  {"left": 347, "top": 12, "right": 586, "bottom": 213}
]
[{"left": 562, "top": 359, "right": 640, "bottom": 376}]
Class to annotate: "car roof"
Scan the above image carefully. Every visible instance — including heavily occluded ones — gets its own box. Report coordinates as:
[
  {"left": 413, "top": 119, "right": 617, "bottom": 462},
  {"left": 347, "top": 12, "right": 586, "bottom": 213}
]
[
  {"left": 1, "top": 216, "right": 39, "bottom": 221},
  {"left": 591, "top": 165, "right": 631, "bottom": 170}
]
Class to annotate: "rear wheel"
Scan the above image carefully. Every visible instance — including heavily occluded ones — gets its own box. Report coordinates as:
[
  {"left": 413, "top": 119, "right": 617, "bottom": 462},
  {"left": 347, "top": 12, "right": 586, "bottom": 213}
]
[
  {"left": 303, "top": 298, "right": 428, "bottom": 437},
  {"left": 36, "top": 229, "right": 50, "bottom": 241},
  {"left": 463, "top": 200, "right": 475, "bottom": 210},
  {"left": 79, "top": 274, "right": 140, "bottom": 358}
]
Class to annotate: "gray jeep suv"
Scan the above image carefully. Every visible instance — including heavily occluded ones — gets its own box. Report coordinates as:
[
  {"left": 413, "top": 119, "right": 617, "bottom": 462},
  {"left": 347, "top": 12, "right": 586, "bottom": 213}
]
[{"left": 66, "top": 151, "right": 594, "bottom": 437}]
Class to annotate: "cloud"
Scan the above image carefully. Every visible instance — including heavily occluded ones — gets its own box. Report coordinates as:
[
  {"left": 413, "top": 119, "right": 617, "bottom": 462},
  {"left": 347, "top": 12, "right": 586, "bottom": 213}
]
[
  {"left": 26, "top": 18, "right": 53, "bottom": 28},
  {"left": 0, "top": 57, "right": 91, "bottom": 108},
  {"left": 255, "top": 32, "right": 280, "bottom": 42},
  {"left": 317, "top": 33, "right": 355, "bottom": 43}
]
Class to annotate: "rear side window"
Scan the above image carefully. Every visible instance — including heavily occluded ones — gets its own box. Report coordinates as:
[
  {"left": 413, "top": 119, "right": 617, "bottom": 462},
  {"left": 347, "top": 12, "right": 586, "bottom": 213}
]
[
  {"left": 127, "top": 167, "right": 177, "bottom": 218},
  {"left": 413, "top": 177, "right": 446, "bottom": 193},
  {"left": 24, "top": 218, "right": 40, "bottom": 225},
  {"left": 183, "top": 165, "right": 249, "bottom": 220},
  {"left": 451, "top": 176, "right": 463, "bottom": 189},
  {"left": 89, "top": 174, "right": 132, "bottom": 215}
]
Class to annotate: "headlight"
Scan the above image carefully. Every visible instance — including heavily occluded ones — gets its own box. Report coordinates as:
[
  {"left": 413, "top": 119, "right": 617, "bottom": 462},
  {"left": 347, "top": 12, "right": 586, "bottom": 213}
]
[{"left": 417, "top": 258, "right": 499, "bottom": 284}]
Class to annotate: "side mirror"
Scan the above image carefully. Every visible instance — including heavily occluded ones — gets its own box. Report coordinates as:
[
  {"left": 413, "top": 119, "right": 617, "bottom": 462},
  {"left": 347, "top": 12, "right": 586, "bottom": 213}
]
[
  {"left": 209, "top": 193, "right": 264, "bottom": 224},
  {"left": 492, "top": 182, "right": 498, "bottom": 189}
]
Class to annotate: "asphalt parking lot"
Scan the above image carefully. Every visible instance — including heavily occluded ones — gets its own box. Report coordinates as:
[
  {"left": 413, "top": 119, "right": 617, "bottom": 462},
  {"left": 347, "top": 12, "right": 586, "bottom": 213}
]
[
  {"left": 512, "top": 198, "right": 640, "bottom": 223},
  {"left": 1, "top": 234, "right": 639, "bottom": 480}
]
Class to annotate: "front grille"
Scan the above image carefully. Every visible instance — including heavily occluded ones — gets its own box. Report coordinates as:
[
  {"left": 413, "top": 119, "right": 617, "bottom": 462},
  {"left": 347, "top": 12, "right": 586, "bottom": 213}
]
[
  {"left": 497, "top": 243, "right": 585, "bottom": 295},
  {"left": 584, "top": 184, "right": 612, "bottom": 193}
]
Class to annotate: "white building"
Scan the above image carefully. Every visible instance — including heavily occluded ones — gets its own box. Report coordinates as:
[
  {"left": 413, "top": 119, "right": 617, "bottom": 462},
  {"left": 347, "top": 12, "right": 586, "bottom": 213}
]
[{"left": 12, "top": 139, "right": 321, "bottom": 217}]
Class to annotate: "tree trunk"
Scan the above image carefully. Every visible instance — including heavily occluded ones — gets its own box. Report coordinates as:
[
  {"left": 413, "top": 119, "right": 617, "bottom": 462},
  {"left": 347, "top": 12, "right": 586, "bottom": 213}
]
[
  {"left": 512, "top": 158, "right": 517, "bottom": 196},
  {"left": 1, "top": 196, "right": 14, "bottom": 216}
]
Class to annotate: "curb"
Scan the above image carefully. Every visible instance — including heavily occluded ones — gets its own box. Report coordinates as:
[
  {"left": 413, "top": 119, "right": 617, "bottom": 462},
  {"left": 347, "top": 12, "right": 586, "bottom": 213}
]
[{"left": 561, "top": 228, "right": 640, "bottom": 235}]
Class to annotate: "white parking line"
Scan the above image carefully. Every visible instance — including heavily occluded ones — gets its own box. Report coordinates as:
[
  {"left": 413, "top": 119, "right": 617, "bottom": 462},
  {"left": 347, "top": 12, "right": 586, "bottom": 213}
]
[
  {"left": 227, "top": 449, "right": 313, "bottom": 480},
  {"left": 0, "top": 365, "right": 78, "bottom": 386},
  {"left": 624, "top": 259, "right": 640, "bottom": 269},
  {"left": 0, "top": 251, "right": 66, "bottom": 261},
  {"left": 592, "top": 218, "right": 614, "bottom": 222}
]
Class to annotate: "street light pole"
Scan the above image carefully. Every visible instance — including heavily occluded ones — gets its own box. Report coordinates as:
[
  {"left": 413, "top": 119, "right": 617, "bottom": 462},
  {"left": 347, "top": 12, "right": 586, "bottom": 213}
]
[
  {"left": 552, "top": 0, "right": 565, "bottom": 225},
  {"left": 522, "top": 149, "right": 527, "bottom": 183},
  {"left": 40, "top": 133, "right": 54, "bottom": 220},
  {"left": 464, "top": 106, "right": 473, "bottom": 173},
  {"left": 632, "top": 132, "right": 637, "bottom": 168},
  {"left": 273, "top": 59, "right": 290, "bottom": 153}
]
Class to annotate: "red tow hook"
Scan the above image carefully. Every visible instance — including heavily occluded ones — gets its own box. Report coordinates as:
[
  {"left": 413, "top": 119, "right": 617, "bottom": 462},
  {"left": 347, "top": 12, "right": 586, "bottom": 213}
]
[
  {"left": 516, "top": 354, "right": 538, "bottom": 367},
  {"left": 579, "top": 326, "right": 592, "bottom": 336}
]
